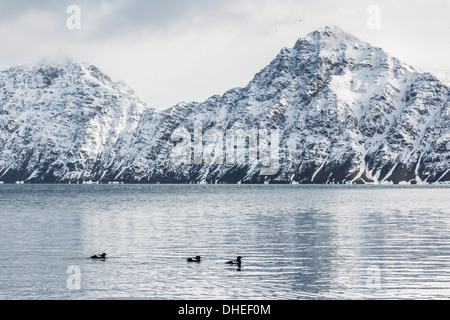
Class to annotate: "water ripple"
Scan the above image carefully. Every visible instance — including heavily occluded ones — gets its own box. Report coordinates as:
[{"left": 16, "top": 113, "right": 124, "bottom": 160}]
[{"left": 0, "top": 184, "right": 449, "bottom": 300}]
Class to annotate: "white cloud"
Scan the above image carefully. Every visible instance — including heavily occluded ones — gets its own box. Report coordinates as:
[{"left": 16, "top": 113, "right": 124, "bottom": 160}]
[{"left": 0, "top": 0, "right": 448, "bottom": 110}]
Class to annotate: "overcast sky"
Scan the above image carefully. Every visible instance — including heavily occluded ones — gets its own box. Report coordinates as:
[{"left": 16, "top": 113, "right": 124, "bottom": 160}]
[{"left": 0, "top": 0, "right": 449, "bottom": 110}]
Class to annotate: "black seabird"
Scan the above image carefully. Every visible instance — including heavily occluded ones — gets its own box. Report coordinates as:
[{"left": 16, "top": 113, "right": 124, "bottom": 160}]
[
  {"left": 187, "top": 256, "right": 201, "bottom": 262},
  {"left": 90, "top": 253, "right": 107, "bottom": 259},
  {"left": 225, "top": 256, "right": 242, "bottom": 265}
]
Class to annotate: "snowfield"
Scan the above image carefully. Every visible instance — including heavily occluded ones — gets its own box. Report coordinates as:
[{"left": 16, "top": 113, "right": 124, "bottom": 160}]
[{"left": 0, "top": 26, "right": 448, "bottom": 184}]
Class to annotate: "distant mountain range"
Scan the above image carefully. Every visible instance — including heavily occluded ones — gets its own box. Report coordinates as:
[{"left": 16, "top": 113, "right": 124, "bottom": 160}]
[{"left": 0, "top": 26, "right": 449, "bottom": 184}]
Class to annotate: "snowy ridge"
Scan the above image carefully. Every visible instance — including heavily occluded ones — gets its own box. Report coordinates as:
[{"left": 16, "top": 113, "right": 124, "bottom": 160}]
[{"left": 0, "top": 26, "right": 449, "bottom": 184}]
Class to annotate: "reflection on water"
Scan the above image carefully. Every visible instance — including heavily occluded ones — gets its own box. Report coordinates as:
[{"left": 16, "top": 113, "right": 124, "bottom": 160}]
[{"left": 0, "top": 184, "right": 449, "bottom": 299}]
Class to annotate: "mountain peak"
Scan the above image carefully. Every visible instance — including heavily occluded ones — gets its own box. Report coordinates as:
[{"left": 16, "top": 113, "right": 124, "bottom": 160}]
[
  {"left": 291, "top": 25, "right": 369, "bottom": 57},
  {"left": 303, "top": 25, "right": 364, "bottom": 44},
  {"left": 314, "top": 25, "right": 345, "bottom": 34},
  {"left": 0, "top": 26, "right": 448, "bottom": 185}
]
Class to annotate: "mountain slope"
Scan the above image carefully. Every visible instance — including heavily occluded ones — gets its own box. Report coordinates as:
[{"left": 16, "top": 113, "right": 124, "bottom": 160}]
[
  {"left": 0, "top": 59, "right": 156, "bottom": 182},
  {"left": 0, "top": 26, "right": 449, "bottom": 184}
]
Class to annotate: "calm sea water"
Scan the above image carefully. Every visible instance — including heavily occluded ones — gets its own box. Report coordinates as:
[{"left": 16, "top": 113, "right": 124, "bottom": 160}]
[{"left": 0, "top": 184, "right": 449, "bottom": 300}]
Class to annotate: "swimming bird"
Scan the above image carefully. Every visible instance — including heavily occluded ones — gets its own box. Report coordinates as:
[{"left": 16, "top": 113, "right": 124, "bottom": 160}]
[
  {"left": 187, "top": 256, "right": 201, "bottom": 262},
  {"left": 225, "top": 256, "right": 242, "bottom": 265},
  {"left": 91, "top": 253, "right": 107, "bottom": 259}
]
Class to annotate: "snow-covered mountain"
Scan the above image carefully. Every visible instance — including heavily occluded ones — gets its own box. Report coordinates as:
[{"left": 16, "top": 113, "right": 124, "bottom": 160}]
[{"left": 0, "top": 26, "right": 449, "bottom": 184}]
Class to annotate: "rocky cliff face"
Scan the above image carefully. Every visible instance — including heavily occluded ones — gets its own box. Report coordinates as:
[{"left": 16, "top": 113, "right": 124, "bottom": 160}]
[
  {"left": 0, "top": 59, "right": 156, "bottom": 183},
  {"left": 0, "top": 26, "right": 449, "bottom": 184}
]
